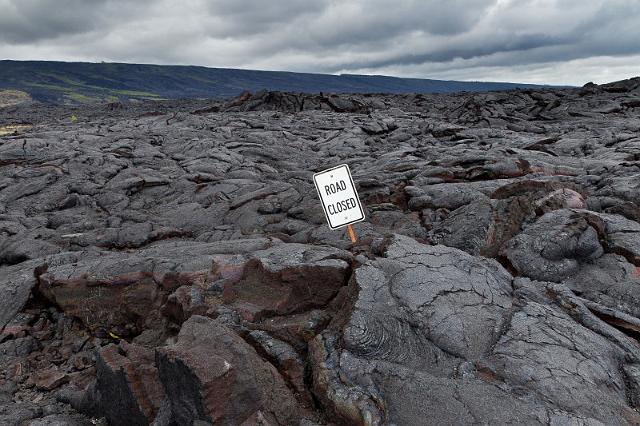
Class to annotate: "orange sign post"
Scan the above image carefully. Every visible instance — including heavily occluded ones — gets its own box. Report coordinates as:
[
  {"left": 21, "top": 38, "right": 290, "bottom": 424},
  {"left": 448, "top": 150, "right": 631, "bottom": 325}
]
[{"left": 346, "top": 224, "right": 357, "bottom": 243}]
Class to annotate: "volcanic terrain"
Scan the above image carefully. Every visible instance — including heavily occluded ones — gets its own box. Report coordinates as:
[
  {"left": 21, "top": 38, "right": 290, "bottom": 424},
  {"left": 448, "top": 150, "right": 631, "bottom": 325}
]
[{"left": 1, "top": 80, "right": 640, "bottom": 425}]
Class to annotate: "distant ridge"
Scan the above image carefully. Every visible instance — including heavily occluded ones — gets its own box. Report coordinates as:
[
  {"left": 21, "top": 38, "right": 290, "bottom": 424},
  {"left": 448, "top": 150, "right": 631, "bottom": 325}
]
[{"left": 0, "top": 60, "right": 560, "bottom": 104}]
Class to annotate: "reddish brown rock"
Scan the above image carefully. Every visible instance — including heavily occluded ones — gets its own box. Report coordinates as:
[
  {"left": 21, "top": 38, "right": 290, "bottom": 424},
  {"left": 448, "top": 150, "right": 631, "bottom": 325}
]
[
  {"left": 32, "top": 368, "right": 68, "bottom": 391},
  {"left": 38, "top": 271, "right": 165, "bottom": 334},
  {"left": 33, "top": 240, "right": 281, "bottom": 333},
  {"left": 161, "top": 285, "right": 208, "bottom": 325},
  {"left": 249, "top": 309, "right": 332, "bottom": 352},
  {"left": 222, "top": 244, "right": 351, "bottom": 321},
  {"left": 209, "top": 254, "right": 250, "bottom": 283},
  {"left": 0, "top": 313, "right": 34, "bottom": 342},
  {"left": 91, "top": 341, "right": 165, "bottom": 426},
  {"left": 157, "top": 270, "right": 210, "bottom": 293},
  {"left": 156, "top": 315, "right": 316, "bottom": 425}
]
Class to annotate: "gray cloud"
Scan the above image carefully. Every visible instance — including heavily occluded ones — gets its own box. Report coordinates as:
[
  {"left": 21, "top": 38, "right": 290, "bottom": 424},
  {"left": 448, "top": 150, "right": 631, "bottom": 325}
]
[
  {"left": 204, "top": 0, "right": 331, "bottom": 35},
  {"left": 0, "top": 0, "right": 638, "bottom": 85},
  {"left": 0, "top": 0, "right": 151, "bottom": 43}
]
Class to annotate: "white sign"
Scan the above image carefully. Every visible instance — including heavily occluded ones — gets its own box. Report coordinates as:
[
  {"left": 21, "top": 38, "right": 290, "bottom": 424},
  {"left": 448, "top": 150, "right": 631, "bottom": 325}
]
[{"left": 313, "top": 164, "right": 365, "bottom": 230}]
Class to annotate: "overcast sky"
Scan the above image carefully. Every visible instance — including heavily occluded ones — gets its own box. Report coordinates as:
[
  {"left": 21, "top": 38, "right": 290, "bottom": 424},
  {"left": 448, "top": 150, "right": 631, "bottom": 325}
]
[{"left": 1, "top": 0, "right": 639, "bottom": 85}]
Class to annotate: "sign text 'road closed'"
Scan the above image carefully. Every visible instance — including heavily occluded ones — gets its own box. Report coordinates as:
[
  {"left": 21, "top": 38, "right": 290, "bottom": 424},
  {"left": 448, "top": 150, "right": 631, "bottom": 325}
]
[{"left": 313, "top": 164, "right": 365, "bottom": 230}]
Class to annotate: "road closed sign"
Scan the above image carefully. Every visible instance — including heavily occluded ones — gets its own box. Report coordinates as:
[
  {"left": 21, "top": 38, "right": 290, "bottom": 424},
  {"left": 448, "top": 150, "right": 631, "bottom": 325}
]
[{"left": 313, "top": 164, "right": 365, "bottom": 230}]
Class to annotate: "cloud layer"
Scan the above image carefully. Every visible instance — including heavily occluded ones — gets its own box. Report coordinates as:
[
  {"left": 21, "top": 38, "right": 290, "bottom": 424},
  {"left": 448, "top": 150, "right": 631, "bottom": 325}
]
[{"left": 1, "top": 0, "right": 639, "bottom": 85}]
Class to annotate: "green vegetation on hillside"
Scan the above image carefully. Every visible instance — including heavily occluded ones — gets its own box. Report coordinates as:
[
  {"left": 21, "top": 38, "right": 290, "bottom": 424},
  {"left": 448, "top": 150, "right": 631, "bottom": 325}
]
[{"left": 0, "top": 60, "right": 558, "bottom": 105}]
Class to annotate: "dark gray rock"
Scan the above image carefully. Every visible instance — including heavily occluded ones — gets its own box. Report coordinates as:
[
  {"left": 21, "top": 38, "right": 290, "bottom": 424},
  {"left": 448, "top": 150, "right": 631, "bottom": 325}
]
[
  {"left": 25, "top": 414, "right": 93, "bottom": 426},
  {"left": 311, "top": 236, "right": 640, "bottom": 425},
  {"left": 0, "top": 336, "right": 39, "bottom": 365},
  {"left": 563, "top": 254, "right": 640, "bottom": 319},
  {"left": 501, "top": 209, "right": 605, "bottom": 282},
  {"left": 0, "top": 262, "right": 40, "bottom": 331},
  {"left": 0, "top": 400, "right": 43, "bottom": 426}
]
